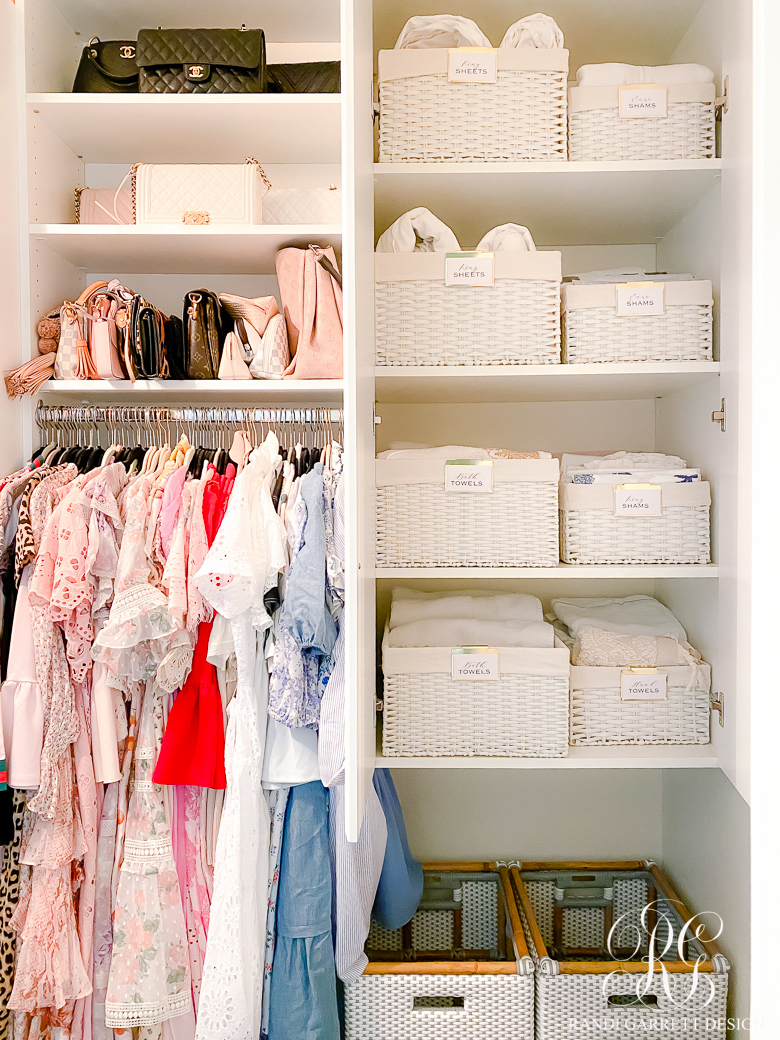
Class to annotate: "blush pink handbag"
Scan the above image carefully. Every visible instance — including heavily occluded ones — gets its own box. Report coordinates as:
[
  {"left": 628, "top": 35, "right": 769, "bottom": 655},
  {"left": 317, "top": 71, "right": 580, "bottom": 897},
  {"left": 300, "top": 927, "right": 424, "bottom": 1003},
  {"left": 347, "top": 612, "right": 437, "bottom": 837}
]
[{"left": 275, "top": 244, "right": 343, "bottom": 379}]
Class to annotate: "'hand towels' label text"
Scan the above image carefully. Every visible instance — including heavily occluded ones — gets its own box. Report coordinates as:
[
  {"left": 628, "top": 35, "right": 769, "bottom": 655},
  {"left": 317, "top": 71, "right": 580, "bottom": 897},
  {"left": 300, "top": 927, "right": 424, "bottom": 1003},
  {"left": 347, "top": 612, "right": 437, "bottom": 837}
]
[
  {"left": 445, "top": 460, "right": 494, "bottom": 493},
  {"left": 621, "top": 669, "right": 668, "bottom": 701},
  {"left": 448, "top": 48, "right": 498, "bottom": 84},
  {"left": 614, "top": 484, "right": 663, "bottom": 517},
  {"left": 445, "top": 252, "right": 495, "bottom": 287},
  {"left": 452, "top": 648, "right": 500, "bottom": 681},
  {"left": 618, "top": 84, "right": 668, "bottom": 118},
  {"left": 616, "top": 284, "right": 666, "bottom": 315}
]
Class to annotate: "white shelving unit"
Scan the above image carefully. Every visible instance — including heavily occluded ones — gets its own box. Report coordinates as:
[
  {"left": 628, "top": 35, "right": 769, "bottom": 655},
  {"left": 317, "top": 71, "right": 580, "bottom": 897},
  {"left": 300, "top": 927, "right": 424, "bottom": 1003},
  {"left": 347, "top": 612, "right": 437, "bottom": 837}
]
[{"left": 1, "top": 0, "right": 768, "bottom": 1026}]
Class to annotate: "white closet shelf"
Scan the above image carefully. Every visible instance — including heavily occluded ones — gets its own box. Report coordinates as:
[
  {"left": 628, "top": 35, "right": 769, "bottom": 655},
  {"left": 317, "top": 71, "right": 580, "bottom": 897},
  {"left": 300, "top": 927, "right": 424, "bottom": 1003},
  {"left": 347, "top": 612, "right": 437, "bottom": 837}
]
[
  {"left": 375, "top": 566, "right": 719, "bottom": 578},
  {"left": 29, "top": 225, "right": 341, "bottom": 275},
  {"left": 28, "top": 94, "right": 342, "bottom": 164},
  {"left": 374, "top": 160, "right": 722, "bottom": 246},
  {"left": 375, "top": 745, "right": 718, "bottom": 769},
  {"left": 39, "top": 379, "right": 344, "bottom": 404},
  {"left": 374, "top": 363, "right": 720, "bottom": 403}
]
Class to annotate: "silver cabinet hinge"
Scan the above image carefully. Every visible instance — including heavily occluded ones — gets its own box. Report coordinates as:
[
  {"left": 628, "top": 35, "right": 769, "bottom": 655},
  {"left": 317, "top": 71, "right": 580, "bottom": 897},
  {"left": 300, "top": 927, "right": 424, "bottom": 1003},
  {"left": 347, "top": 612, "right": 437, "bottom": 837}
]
[
  {"left": 715, "top": 75, "right": 729, "bottom": 117},
  {"left": 374, "top": 411, "right": 382, "bottom": 435},
  {"left": 711, "top": 398, "right": 726, "bottom": 432},
  {"left": 710, "top": 692, "right": 725, "bottom": 727}
]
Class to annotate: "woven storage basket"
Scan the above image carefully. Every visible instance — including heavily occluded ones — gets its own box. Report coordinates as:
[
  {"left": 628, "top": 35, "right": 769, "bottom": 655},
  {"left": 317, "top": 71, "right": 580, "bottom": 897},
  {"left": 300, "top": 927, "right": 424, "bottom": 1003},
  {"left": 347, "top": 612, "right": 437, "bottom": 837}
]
[
  {"left": 570, "top": 663, "right": 711, "bottom": 745},
  {"left": 381, "top": 632, "right": 570, "bottom": 758},
  {"left": 511, "top": 861, "right": 729, "bottom": 1040},
  {"left": 562, "top": 280, "right": 713, "bottom": 363},
  {"left": 377, "top": 456, "right": 560, "bottom": 567},
  {"left": 345, "top": 863, "right": 534, "bottom": 1040},
  {"left": 568, "top": 82, "right": 716, "bottom": 160},
  {"left": 378, "top": 48, "right": 568, "bottom": 162},
  {"left": 376, "top": 251, "right": 562, "bottom": 366},
  {"left": 560, "top": 481, "right": 711, "bottom": 565}
]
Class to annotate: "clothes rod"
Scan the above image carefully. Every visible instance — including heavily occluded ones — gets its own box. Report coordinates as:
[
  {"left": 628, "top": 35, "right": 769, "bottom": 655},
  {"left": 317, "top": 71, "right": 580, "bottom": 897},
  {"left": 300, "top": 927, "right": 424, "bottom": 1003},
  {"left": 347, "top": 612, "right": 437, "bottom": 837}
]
[{"left": 35, "top": 404, "right": 343, "bottom": 427}]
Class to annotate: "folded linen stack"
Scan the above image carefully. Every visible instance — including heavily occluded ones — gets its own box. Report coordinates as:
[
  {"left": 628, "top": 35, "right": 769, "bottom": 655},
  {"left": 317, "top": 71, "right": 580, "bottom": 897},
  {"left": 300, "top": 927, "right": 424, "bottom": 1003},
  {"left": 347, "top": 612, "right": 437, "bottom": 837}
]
[
  {"left": 550, "top": 595, "right": 706, "bottom": 688},
  {"left": 378, "top": 443, "right": 552, "bottom": 461},
  {"left": 388, "top": 588, "right": 556, "bottom": 648},
  {"left": 575, "top": 63, "right": 715, "bottom": 86},
  {"left": 567, "top": 268, "right": 695, "bottom": 284},
  {"left": 561, "top": 451, "right": 702, "bottom": 485}
]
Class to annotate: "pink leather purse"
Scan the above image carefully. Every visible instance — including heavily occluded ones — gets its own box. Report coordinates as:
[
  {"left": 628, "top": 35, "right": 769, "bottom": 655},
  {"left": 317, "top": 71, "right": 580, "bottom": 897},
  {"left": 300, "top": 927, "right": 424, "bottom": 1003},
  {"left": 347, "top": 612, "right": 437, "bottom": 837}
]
[{"left": 275, "top": 245, "right": 343, "bottom": 379}]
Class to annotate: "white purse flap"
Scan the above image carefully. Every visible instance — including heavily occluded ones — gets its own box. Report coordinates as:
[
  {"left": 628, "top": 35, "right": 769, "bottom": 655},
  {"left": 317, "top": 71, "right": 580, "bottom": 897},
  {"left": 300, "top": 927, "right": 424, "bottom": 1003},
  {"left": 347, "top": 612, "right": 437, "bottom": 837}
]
[
  {"left": 262, "top": 186, "right": 342, "bottom": 225},
  {"left": 248, "top": 313, "right": 290, "bottom": 380},
  {"left": 134, "top": 162, "right": 268, "bottom": 225}
]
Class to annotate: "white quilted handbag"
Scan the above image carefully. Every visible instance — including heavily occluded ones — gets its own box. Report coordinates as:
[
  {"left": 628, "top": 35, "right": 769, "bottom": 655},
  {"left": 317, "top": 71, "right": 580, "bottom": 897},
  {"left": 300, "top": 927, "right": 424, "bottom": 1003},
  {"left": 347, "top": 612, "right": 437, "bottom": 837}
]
[
  {"left": 236, "top": 314, "right": 290, "bottom": 379},
  {"left": 262, "top": 186, "right": 342, "bottom": 225},
  {"left": 132, "top": 158, "right": 270, "bottom": 225}
]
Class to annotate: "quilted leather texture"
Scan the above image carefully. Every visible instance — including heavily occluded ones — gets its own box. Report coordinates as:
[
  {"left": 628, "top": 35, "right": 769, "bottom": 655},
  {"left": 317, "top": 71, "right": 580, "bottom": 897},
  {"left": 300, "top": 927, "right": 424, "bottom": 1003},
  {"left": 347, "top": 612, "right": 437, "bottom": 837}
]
[
  {"left": 263, "top": 187, "right": 342, "bottom": 224},
  {"left": 136, "top": 28, "right": 266, "bottom": 93},
  {"left": 267, "top": 61, "right": 340, "bottom": 93},
  {"left": 135, "top": 164, "right": 265, "bottom": 224}
]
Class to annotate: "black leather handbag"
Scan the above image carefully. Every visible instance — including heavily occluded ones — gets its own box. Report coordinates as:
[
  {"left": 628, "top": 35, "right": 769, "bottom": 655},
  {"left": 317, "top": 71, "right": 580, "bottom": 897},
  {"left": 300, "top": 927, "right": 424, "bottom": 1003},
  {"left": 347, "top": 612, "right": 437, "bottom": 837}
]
[
  {"left": 267, "top": 61, "right": 340, "bottom": 93},
  {"left": 72, "top": 38, "right": 140, "bottom": 92},
  {"left": 135, "top": 28, "right": 267, "bottom": 93},
  {"left": 184, "top": 291, "right": 226, "bottom": 378},
  {"left": 127, "top": 297, "right": 169, "bottom": 379}
]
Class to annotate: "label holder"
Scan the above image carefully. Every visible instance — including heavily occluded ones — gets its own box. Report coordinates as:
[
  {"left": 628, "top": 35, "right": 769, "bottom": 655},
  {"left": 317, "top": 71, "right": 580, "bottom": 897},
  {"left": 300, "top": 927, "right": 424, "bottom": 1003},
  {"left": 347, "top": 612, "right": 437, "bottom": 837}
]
[
  {"left": 618, "top": 83, "right": 669, "bottom": 119},
  {"left": 447, "top": 47, "right": 498, "bottom": 84},
  {"left": 620, "top": 667, "right": 668, "bottom": 701},
  {"left": 616, "top": 281, "right": 666, "bottom": 316},
  {"left": 445, "top": 458, "right": 494, "bottom": 493},
  {"left": 445, "top": 251, "right": 495, "bottom": 288},
  {"left": 452, "top": 646, "right": 501, "bottom": 681},
  {"left": 614, "top": 483, "right": 663, "bottom": 518}
]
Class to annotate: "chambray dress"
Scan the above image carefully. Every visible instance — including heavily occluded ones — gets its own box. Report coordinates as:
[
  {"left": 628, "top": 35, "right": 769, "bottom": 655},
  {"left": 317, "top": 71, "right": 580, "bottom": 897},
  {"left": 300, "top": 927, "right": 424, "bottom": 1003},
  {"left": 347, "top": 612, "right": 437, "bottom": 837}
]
[{"left": 268, "top": 781, "right": 339, "bottom": 1040}]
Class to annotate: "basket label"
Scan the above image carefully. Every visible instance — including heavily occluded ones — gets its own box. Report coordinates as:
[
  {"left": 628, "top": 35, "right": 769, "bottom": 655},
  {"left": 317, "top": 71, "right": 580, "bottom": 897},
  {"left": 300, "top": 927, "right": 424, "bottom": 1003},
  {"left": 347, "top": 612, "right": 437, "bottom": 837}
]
[
  {"left": 445, "top": 251, "right": 495, "bottom": 287},
  {"left": 618, "top": 84, "right": 668, "bottom": 118},
  {"left": 621, "top": 668, "right": 668, "bottom": 700},
  {"left": 445, "top": 459, "right": 494, "bottom": 492},
  {"left": 616, "top": 283, "right": 666, "bottom": 316},
  {"left": 452, "top": 647, "right": 500, "bottom": 681},
  {"left": 447, "top": 47, "right": 498, "bottom": 84},
  {"left": 614, "top": 483, "right": 663, "bottom": 517}
]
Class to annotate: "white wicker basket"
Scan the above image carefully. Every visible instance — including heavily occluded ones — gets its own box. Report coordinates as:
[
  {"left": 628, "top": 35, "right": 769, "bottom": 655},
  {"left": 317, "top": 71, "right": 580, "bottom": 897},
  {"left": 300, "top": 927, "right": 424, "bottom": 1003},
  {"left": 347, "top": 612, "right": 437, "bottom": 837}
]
[
  {"left": 375, "top": 251, "right": 562, "bottom": 366},
  {"left": 512, "top": 862, "right": 730, "bottom": 1040},
  {"left": 345, "top": 864, "right": 535, "bottom": 1040},
  {"left": 376, "top": 457, "right": 560, "bottom": 567},
  {"left": 378, "top": 48, "right": 569, "bottom": 162},
  {"left": 570, "top": 663, "right": 711, "bottom": 744},
  {"left": 568, "top": 82, "right": 716, "bottom": 160},
  {"left": 559, "top": 481, "right": 711, "bottom": 565},
  {"left": 382, "top": 635, "right": 570, "bottom": 757},
  {"left": 562, "top": 280, "right": 714, "bottom": 363}
]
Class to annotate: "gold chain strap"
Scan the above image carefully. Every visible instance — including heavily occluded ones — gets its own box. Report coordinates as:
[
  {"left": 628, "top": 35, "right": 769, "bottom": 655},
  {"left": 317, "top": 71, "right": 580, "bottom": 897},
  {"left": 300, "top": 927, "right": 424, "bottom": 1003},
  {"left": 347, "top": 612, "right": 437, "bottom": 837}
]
[
  {"left": 244, "top": 156, "right": 272, "bottom": 190},
  {"left": 74, "top": 186, "right": 84, "bottom": 223},
  {"left": 130, "top": 162, "right": 140, "bottom": 224}
]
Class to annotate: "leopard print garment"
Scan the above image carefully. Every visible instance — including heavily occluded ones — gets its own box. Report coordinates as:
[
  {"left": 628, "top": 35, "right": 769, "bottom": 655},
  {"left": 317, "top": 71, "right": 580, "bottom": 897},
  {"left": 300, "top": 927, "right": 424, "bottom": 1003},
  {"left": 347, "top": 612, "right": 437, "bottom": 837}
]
[{"left": 0, "top": 790, "right": 26, "bottom": 1038}]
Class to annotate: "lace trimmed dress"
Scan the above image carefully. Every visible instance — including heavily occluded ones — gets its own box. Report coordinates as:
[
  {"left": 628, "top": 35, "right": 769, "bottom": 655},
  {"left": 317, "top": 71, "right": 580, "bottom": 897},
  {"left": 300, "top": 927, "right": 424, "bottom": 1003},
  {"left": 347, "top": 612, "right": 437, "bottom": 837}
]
[{"left": 194, "top": 434, "right": 287, "bottom": 1040}]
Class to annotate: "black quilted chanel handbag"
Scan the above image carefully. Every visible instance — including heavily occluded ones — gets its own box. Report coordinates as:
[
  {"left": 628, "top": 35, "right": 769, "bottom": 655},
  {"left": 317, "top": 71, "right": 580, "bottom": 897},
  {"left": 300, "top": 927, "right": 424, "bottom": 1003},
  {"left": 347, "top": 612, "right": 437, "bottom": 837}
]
[
  {"left": 72, "top": 38, "right": 140, "bottom": 92},
  {"left": 135, "top": 28, "right": 267, "bottom": 93},
  {"left": 267, "top": 61, "right": 340, "bottom": 93}
]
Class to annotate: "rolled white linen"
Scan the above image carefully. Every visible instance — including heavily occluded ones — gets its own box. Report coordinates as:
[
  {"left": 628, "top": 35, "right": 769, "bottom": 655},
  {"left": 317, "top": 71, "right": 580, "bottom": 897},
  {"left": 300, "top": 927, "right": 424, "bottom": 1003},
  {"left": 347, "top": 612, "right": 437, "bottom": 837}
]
[
  {"left": 550, "top": 596, "right": 688, "bottom": 642},
  {"left": 390, "top": 589, "right": 544, "bottom": 628},
  {"left": 500, "top": 13, "right": 564, "bottom": 49},
  {"left": 394, "top": 15, "right": 491, "bottom": 49},
  {"left": 575, "top": 63, "right": 715, "bottom": 87},
  {"left": 475, "top": 223, "right": 536, "bottom": 252},
  {"left": 375, "top": 207, "right": 461, "bottom": 254},
  {"left": 387, "top": 617, "right": 556, "bottom": 649}
]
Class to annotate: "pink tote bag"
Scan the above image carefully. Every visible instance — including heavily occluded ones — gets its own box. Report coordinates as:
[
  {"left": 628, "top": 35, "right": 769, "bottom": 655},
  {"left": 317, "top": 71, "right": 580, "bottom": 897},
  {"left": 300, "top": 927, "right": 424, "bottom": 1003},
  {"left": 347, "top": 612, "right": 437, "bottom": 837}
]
[{"left": 275, "top": 245, "right": 343, "bottom": 379}]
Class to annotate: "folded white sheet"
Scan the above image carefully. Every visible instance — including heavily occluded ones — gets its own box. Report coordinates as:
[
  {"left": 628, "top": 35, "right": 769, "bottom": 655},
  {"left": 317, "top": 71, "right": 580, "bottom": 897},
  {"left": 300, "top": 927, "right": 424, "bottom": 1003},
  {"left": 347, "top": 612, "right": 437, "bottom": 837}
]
[
  {"left": 550, "top": 596, "right": 688, "bottom": 641},
  {"left": 567, "top": 469, "right": 701, "bottom": 485},
  {"left": 394, "top": 15, "right": 491, "bottom": 49},
  {"left": 376, "top": 207, "right": 461, "bottom": 254},
  {"left": 569, "top": 268, "right": 694, "bottom": 283},
  {"left": 387, "top": 618, "right": 555, "bottom": 648},
  {"left": 378, "top": 445, "right": 552, "bottom": 461},
  {"left": 390, "top": 589, "right": 544, "bottom": 628},
  {"left": 500, "top": 13, "right": 564, "bottom": 49},
  {"left": 476, "top": 223, "right": 536, "bottom": 252},
  {"left": 575, "top": 63, "right": 715, "bottom": 87},
  {"left": 581, "top": 452, "right": 689, "bottom": 470}
]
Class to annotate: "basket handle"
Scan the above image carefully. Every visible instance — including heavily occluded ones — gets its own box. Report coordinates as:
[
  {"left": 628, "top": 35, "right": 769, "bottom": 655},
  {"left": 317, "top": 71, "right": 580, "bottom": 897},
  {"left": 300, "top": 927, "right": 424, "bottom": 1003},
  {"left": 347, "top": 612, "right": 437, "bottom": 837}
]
[{"left": 413, "top": 996, "right": 466, "bottom": 1010}]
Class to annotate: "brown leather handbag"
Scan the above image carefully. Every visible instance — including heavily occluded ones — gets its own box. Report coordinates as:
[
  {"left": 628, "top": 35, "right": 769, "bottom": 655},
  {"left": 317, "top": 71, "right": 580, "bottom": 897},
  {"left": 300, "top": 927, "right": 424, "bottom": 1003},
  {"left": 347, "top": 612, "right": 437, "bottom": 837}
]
[{"left": 183, "top": 290, "right": 226, "bottom": 378}]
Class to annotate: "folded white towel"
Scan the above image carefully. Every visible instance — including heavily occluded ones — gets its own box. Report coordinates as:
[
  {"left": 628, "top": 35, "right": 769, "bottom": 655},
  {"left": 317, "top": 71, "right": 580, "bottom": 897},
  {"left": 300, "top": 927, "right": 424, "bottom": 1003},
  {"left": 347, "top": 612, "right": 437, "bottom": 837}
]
[
  {"left": 500, "top": 13, "right": 564, "bottom": 49},
  {"left": 394, "top": 15, "right": 491, "bottom": 49},
  {"left": 583, "top": 452, "right": 688, "bottom": 470},
  {"left": 475, "top": 223, "right": 536, "bottom": 252},
  {"left": 377, "top": 445, "right": 552, "bottom": 461},
  {"left": 387, "top": 618, "right": 555, "bottom": 649},
  {"left": 376, "top": 208, "right": 461, "bottom": 254},
  {"left": 569, "top": 268, "right": 694, "bottom": 284},
  {"left": 550, "top": 596, "right": 688, "bottom": 642},
  {"left": 390, "top": 589, "right": 544, "bottom": 628},
  {"left": 575, "top": 63, "right": 715, "bottom": 87}
]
